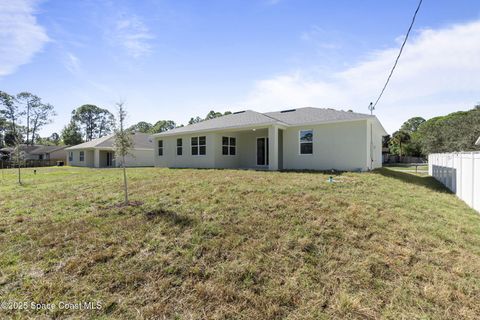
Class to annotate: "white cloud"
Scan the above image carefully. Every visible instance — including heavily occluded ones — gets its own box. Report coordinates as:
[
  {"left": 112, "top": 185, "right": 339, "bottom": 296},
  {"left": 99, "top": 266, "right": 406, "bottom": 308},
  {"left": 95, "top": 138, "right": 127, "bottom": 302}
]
[
  {"left": 113, "top": 14, "right": 154, "bottom": 58},
  {"left": 244, "top": 20, "right": 480, "bottom": 133},
  {"left": 64, "top": 52, "right": 81, "bottom": 75},
  {"left": 0, "top": 0, "right": 49, "bottom": 76}
]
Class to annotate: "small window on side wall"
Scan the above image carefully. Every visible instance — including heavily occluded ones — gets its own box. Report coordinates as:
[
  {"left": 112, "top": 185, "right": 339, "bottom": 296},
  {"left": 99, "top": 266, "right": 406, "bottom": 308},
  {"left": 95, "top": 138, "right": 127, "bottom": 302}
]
[
  {"left": 177, "top": 138, "right": 182, "bottom": 156},
  {"left": 300, "top": 130, "right": 313, "bottom": 154},
  {"left": 68, "top": 152, "right": 73, "bottom": 162},
  {"left": 222, "top": 136, "right": 236, "bottom": 155},
  {"left": 158, "top": 140, "right": 164, "bottom": 156},
  {"left": 79, "top": 151, "right": 85, "bottom": 161}
]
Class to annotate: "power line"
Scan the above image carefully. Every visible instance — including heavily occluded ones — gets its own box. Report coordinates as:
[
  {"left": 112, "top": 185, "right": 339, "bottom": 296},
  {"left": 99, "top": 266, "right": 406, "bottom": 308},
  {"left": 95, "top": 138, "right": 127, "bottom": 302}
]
[{"left": 370, "top": 0, "right": 423, "bottom": 112}]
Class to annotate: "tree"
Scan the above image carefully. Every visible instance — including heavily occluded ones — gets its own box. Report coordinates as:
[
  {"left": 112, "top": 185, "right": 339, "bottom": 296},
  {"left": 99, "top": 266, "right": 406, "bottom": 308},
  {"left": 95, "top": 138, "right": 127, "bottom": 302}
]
[
  {"left": 188, "top": 110, "right": 231, "bottom": 125},
  {"left": 128, "top": 121, "right": 153, "bottom": 133},
  {"left": 4, "top": 131, "right": 23, "bottom": 147},
  {"left": 205, "top": 110, "right": 223, "bottom": 120},
  {"left": 61, "top": 120, "right": 83, "bottom": 145},
  {"left": 400, "top": 117, "right": 426, "bottom": 133},
  {"left": 0, "top": 117, "right": 6, "bottom": 148},
  {"left": 30, "top": 103, "right": 55, "bottom": 144},
  {"left": 16, "top": 92, "right": 41, "bottom": 145},
  {"left": 382, "top": 135, "right": 391, "bottom": 149},
  {"left": 50, "top": 133, "right": 60, "bottom": 145},
  {"left": 188, "top": 116, "right": 202, "bottom": 125},
  {"left": 416, "top": 107, "right": 480, "bottom": 154},
  {"left": 72, "top": 105, "right": 114, "bottom": 141},
  {"left": 113, "top": 102, "right": 134, "bottom": 205},
  {"left": 0, "top": 91, "right": 22, "bottom": 135},
  {"left": 390, "top": 130, "right": 411, "bottom": 157},
  {"left": 151, "top": 120, "right": 176, "bottom": 133}
]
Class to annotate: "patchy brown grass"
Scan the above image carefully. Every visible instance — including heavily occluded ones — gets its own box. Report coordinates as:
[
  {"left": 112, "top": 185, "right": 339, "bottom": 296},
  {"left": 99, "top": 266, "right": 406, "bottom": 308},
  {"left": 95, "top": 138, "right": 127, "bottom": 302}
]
[{"left": 0, "top": 166, "right": 479, "bottom": 319}]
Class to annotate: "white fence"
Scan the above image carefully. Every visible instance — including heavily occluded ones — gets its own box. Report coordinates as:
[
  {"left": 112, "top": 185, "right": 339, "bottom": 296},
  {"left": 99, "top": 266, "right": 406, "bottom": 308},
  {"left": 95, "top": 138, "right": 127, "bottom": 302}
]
[{"left": 429, "top": 152, "right": 480, "bottom": 212}]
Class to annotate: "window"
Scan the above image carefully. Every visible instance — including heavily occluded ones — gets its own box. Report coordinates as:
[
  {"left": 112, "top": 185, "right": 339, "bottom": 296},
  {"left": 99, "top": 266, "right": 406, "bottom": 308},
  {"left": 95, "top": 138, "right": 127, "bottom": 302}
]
[
  {"left": 222, "top": 136, "right": 236, "bottom": 155},
  {"left": 68, "top": 152, "right": 73, "bottom": 162},
  {"left": 191, "top": 136, "right": 206, "bottom": 155},
  {"left": 158, "top": 140, "right": 164, "bottom": 156},
  {"left": 300, "top": 130, "right": 313, "bottom": 154},
  {"left": 177, "top": 138, "right": 183, "bottom": 156},
  {"left": 79, "top": 151, "right": 85, "bottom": 161}
]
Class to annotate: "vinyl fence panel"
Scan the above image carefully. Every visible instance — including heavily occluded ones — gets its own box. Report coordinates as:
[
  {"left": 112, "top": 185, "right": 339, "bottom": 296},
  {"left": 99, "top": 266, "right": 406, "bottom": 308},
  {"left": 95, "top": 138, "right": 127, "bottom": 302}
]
[{"left": 429, "top": 152, "right": 480, "bottom": 212}]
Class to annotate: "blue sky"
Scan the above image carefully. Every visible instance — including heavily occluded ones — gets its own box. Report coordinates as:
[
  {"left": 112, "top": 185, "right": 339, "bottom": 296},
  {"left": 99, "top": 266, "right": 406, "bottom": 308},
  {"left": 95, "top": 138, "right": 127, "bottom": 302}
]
[{"left": 1, "top": 0, "right": 480, "bottom": 135}]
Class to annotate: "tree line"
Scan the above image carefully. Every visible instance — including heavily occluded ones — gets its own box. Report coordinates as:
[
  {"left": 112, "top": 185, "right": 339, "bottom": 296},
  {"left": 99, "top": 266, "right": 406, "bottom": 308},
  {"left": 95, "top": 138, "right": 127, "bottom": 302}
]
[
  {"left": 0, "top": 91, "right": 56, "bottom": 147},
  {"left": 386, "top": 105, "right": 480, "bottom": 157},
  {"left": 0, "top": 90, "right": 232, "bottom": 147}
]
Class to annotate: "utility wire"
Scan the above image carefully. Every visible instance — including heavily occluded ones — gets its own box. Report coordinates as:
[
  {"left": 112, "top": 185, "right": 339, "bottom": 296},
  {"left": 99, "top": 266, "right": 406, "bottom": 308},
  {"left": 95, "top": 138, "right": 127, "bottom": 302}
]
[{"left": 371, "top": 0, "right": 423, "bottom": 110}]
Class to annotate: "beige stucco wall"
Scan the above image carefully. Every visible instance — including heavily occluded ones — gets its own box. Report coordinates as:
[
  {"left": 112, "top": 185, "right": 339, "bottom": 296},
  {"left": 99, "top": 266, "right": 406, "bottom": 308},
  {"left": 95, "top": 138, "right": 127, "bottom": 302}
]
[
  {"left": 154, "top": 133, "right": 217, "bottom": 168},
  {"left": 67, "top": 149, "right": 94, "bottom": 167},
  {"left": 120, "top": 149, "right": 154, "bottom": 167},
  {"left": 282, "top": 120, "right": 369, "bottom": 171},
  {"left": 237, "top": 129, "right": 269, "bottom": 169},
  {"left": 153, "top": 120, "right": 383, "bottom": 171},
  {"left": 368, "top": 119, "right": 384, "bottom": 169},
  {"left": 48, "top": 149, "right": 67, "bottom": 161},
  {"left": 68, "top": 148, "right": 153, "bottom": 167}
]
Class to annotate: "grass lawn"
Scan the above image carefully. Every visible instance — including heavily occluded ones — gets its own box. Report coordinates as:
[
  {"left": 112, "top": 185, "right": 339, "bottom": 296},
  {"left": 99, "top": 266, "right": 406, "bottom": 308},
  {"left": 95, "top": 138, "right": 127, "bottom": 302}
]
[
  {"left": 383, "top": 164, "right": 429, "bottom": 176},
  {"left": 0, "top": 166, "right": 479, "bottom": 319}
]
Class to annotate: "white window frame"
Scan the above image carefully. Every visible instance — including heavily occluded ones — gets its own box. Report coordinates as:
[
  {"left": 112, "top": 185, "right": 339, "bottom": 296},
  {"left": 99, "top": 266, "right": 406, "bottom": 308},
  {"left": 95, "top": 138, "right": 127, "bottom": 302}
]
[
  {"left": 79, "top": 151, "right": 85, "bottom": 162},
  {"left": 222, "top": 136, "right": 236, "bottom": 156},
  {"left": 158, "top": 140, "right": 164, "bottom": 156},
  {"left": 299, "top": 129, "right": 313, "bottom": 155},
  {"left": 191, "top": 136, "right": 206, "bottom": 156},
  {"left": 68, "top": 152, "right": 73, "bottom": 162}
]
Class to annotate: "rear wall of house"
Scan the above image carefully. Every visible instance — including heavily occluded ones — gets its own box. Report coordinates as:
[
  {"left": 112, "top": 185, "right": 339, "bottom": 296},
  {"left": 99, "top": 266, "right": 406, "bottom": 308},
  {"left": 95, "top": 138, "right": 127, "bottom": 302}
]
[
  {"left": 67, "top": 149, "right": 94, "bottom": 167},
  {"left": 154, "top": 133, "right": 216, "bottom": 168},
  {"left": 49, "top": 150, "right": 67, "bottom": 161},
  {"left": 120, "top": 149, "right": 154, "bottom": 167},
  {"left": 282, "top": 120, "right": 368, "bottom": 171}
]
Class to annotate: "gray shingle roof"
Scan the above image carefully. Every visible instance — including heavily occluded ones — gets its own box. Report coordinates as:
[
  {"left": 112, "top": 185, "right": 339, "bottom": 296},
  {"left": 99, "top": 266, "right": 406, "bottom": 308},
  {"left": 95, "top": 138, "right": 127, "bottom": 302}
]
[
  {"left": 264, "top": 107, "right": 373, "bottom": 125},
  {"left": 154, "top": 107, "right": 377, "bottom": 136},
  {"left": 29, "top": 145, "right": 69, "bottom": 155},
  {"left": 66, "top": 133, "right": 153, "bottom": 150},
  {"left": 154, "top": 110, "right": 279, "bottom": 136},
  {"left": 0, "top": 145, "right": 45, "bottom": 154}
]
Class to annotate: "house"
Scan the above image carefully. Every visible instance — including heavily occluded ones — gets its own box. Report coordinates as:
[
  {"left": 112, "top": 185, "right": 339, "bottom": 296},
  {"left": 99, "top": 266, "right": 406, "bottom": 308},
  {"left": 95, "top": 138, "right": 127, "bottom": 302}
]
[
  {"left": 27, "top": 145, "right": 70, "bottom": 161},
  {"left": 66, "top": 132, "right": 154, "bottom": 168},
  {"left": 476, "top": 136, "right": 480, "bottom": 146},
  {"left": 153, "top": 107, "right": 388, "bottom": 171},
  {"left": 0, "top": 145, "right": 69, "bottom": 161}
]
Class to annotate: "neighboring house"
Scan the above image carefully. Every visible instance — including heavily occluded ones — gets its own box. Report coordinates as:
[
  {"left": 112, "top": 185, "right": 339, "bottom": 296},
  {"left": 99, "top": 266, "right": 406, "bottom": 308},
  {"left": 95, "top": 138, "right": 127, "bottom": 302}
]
[
  {"left": 28, "top": 145, "right": 70, "bottom": 161},
  {"left": 0, "top": 145, "right": 68, "bottom": 161},
  {"left": 66, "top": 132, "right": 154, "bottom": 168},
  {"left": 153, "top": 107, "right": 388, "bottom": 171}
]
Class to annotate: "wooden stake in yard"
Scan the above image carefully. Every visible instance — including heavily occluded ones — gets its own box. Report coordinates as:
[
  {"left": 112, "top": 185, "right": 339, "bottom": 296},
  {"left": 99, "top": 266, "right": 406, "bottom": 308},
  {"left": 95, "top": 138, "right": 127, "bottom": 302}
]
[{"left": 113, "top": 102, "right": 134, "bottom": 205}]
